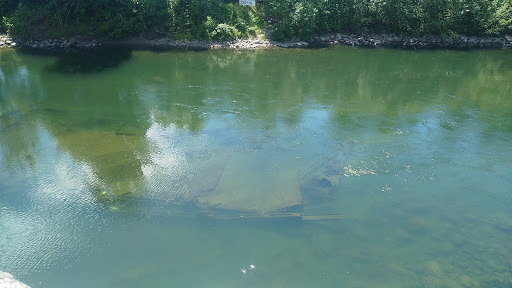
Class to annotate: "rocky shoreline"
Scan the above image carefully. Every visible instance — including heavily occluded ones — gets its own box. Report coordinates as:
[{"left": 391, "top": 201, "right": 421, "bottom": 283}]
[
  {"left": 0, "top": 35, "right": 99, "bottom": 49},
  {"left": 311, "top": 33, "right": 512, "bottom": 49},
  {"left": 144, "top": 38, "right": 309, "bottom": 49},
  {"left": 0, "top": 34, "right": 18, "bottom": 48},
  {"left": 1, "top": 33, "right": 511, "bottom": 50}
]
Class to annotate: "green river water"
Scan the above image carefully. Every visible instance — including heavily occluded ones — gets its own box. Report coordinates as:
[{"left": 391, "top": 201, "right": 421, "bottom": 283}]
[{"left": 0, "top": 46, "right": 511, "bottom": 288}]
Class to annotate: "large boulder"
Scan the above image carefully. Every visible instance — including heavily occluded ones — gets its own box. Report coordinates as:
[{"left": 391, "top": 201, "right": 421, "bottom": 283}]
[{"left": 0, "top": 271, "right": 31, "bottom": 288}]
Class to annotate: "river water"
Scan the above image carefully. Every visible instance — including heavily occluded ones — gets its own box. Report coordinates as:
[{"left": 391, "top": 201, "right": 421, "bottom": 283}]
[{"left": 0, "top": 46, "right": 511, "bottom": 288}]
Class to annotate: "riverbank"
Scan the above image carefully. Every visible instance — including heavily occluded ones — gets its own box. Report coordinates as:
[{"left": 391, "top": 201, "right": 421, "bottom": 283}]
[
  {"left": 1, "top": 33, "right": 512, "bottom": 50},
  {"left": 311, "top": 33, "right": 512, "bottom": 49}
]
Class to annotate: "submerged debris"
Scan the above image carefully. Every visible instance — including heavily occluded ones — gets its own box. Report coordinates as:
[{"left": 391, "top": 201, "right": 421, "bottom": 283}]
[
  {"left": 196, "top": 151, "right": 301, "bottom": 214},
  {"left": 298, "top": 145, "right": 349, "bottom": 199}
]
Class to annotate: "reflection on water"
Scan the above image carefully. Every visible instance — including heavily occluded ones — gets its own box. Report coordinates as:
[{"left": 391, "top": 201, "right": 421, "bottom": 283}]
[
  {"left": 0, "top": 47, "right": 511, "bottom": 288},
  {"left": 22, "top": 48, "right": 134, "bottom": 74}
]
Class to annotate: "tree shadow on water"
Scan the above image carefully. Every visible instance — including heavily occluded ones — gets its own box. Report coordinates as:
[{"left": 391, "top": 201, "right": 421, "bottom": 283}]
[
  {"left": 22, "top": 47, "right": 133, "bottom": 74},
  {"left": 49, "top": 48, "right": 132, "bottom": 74}
]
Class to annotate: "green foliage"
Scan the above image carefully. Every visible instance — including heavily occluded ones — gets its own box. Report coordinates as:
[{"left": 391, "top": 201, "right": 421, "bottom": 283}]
[
  {"left": 270, "top": 0, "right": 512, "bottom": 40},
  {"left": 204, "top": 15, "right": 217, "bottom": 39},
  {"left": 269, "top": 0, "right": 319, "bottom": 40},
  {"left": 487, "top": 0, "right": 512, "bottom": 34},
  {"left": 169, "top": 0, "right": 260, "bottom": 40},
  {"left": 137, "top": 0, "right": 171, "bottom": 31},
  {"left": 4, "top": 0, "right": 171, "bottom": 39},
  {"left": 7, "top": 3, "right": 43, "bottom": 38},
  {"left": 210, "top": 23, "right": 238, "bottom": 41},
  {"left": 1, "top": 0, "right": 512, "bottom": 41},
  {"left": 1, "top": 16, "right": 9, "bottom": 32},
  {"left": 89, "top": 0, "right": 144, "bottom": 39},
  {"left": 421, "top": 0, "right": 452, "bottom": 35},
  {"left": 170, "top": 0, "right": 209, "bottom": 38},
  {"left": 0, "top": 0, "right": 5, "bottom": 32}
]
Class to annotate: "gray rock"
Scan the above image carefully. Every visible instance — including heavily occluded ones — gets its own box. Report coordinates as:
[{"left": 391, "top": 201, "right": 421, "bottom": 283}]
[
  {"left": 6, "top": 33, "right": 512, "bottom": 50},
  {"left": 0, "top": 271, "right": 31, "bottom": 288}
]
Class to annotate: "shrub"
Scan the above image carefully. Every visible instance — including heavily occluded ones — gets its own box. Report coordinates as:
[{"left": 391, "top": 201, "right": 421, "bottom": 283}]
[
  {"left": 210, "top": 23, "right": 238, "bottom": 41},
  {"left": 486, "top": 0, "right": 512, "bottom": 35}
]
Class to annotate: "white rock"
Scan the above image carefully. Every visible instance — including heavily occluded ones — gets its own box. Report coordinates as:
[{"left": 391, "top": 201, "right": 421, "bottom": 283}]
[{"left": 0, "top": 271, "right": 31, "bottom": 288}]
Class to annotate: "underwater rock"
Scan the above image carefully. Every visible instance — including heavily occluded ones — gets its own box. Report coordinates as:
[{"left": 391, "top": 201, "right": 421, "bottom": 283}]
[
  {"left": 298, "top": 144, "right": 350, "bottom": 198},
  {"left": 305, "top": 176, "right": 333, "bottom": 189}
]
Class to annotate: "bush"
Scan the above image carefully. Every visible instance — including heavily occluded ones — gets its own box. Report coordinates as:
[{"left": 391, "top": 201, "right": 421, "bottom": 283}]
[
  {"left": 247, "top": 26, "right": 259, "bottom": 37},
  {"left": 210, "top": 23, "right": 238, "bottom": 41}
]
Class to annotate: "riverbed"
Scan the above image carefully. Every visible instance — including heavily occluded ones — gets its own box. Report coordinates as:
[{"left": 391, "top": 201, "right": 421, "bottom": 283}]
[{"left": 0, "top": 47, "right": 511, "bottom": 288}]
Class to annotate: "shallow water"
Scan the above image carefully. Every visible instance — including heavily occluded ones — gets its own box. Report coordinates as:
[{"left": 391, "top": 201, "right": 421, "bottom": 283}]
[{"left": 0, "top": 46, "right": 511, "bottom": 288}]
